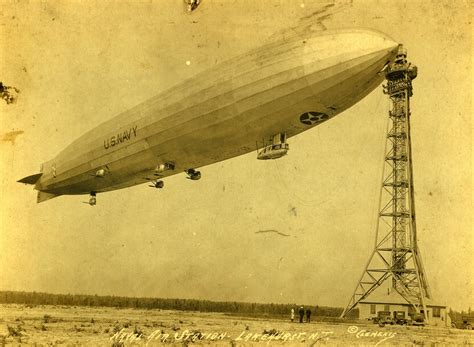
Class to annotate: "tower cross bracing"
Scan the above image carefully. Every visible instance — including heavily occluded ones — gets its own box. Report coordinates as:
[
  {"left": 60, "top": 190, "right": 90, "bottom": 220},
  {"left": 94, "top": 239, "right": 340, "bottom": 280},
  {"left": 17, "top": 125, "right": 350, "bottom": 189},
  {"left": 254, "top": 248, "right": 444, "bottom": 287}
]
[{"left": 341, "top": 45, "right": 431, "bottom": 321}]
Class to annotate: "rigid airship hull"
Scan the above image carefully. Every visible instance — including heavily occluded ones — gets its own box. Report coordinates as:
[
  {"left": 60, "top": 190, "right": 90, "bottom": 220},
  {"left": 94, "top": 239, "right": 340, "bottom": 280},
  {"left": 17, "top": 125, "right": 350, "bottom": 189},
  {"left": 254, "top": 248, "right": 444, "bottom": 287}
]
[{"left": 21, "top": 29, "right": 399, "bottom": 202}]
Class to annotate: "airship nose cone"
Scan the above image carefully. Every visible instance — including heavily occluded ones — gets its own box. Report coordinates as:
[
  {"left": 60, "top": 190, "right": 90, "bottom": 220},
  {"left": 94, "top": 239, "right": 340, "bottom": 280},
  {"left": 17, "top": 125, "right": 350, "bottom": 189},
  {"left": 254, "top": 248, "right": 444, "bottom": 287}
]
[
  {"left": 340, "top": 29, "right": 399, "bottom": 53},
  {"left": 303, "top": 29, "right": 399, "bottom": 67},
  {"left": 299, "top": 30, "right": 399, "bottom": 117}
]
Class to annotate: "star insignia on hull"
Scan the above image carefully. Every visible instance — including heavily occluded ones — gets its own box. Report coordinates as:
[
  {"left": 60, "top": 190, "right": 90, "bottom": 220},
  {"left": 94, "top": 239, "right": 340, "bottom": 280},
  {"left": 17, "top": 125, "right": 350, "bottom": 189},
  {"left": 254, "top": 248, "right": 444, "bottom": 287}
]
[{"left": 299, "top": 111, "right": 329, "bottom": 125}]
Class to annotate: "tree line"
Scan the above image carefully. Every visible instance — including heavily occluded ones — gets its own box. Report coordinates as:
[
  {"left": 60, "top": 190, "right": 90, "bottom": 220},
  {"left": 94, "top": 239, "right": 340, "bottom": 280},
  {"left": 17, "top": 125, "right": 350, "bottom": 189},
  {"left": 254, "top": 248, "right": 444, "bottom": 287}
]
[{"left": 0, "top": 291, "right": 358, "bottom": 318}]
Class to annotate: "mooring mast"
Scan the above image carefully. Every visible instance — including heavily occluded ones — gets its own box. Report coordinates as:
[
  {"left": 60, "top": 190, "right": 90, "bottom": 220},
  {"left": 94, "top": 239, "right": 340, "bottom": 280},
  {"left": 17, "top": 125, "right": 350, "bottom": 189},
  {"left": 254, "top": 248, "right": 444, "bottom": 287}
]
[{"left": 341, "top": 45, "right": 431, "bottom": 321}]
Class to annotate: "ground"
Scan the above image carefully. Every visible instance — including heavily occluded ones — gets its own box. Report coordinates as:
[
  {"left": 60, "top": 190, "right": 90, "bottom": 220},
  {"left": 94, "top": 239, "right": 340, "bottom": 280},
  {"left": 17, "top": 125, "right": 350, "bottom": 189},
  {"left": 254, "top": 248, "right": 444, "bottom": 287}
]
[{"left": 1, "top": 304, "right": 473, "bottom": 346}]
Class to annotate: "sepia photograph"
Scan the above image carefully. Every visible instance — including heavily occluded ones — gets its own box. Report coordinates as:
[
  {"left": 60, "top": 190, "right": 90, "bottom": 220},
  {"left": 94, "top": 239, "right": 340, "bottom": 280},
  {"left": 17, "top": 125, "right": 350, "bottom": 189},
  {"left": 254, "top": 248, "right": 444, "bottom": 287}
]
[{"left": 0, "top": 0, "right": 472, "bottom": 345}]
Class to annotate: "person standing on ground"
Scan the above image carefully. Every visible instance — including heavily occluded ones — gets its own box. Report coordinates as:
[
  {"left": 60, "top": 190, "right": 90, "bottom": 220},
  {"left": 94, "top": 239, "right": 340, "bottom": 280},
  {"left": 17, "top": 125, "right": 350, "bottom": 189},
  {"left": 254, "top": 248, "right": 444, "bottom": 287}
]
[
  {"left": 298, "top": 306, "right": 305, "bottom": 323},
  {"left": 306, "top": 308, "right": 312, "bottom": 323},
  {"left": 290, "top": 308, "right": 295, "bottom": 322}
]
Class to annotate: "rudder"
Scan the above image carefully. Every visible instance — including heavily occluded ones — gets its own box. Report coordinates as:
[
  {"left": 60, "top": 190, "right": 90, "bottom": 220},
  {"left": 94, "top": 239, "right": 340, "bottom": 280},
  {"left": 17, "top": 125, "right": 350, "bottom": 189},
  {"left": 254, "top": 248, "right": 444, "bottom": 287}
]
[{"left": 37, "top": 191, "right": 60, "bottom": 203}]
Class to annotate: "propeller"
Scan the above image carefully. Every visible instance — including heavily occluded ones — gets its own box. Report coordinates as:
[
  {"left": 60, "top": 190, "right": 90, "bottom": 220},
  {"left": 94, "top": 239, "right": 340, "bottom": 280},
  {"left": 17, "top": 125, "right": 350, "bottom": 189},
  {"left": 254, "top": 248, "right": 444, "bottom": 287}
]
[
  {"left": 149, "top": 180, "right": 164, "bottom": 188},
  {"left": 82, "top": 201, "right": 96, "bottom": 206}
]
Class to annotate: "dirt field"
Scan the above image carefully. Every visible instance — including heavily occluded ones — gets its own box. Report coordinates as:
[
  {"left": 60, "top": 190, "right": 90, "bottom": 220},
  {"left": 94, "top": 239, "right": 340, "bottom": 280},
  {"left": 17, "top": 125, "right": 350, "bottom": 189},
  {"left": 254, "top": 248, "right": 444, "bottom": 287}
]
[{"left": 1, "top": 304, "right": 473, "bottom": 346}]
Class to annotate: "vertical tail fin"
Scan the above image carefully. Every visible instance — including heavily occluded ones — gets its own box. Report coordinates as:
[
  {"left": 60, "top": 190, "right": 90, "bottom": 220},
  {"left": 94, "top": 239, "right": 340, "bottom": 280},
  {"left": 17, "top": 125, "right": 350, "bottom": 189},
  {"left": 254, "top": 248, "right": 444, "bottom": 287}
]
[
  {"left": 18, "top": 173, "right": 60, "bottom": 203},
  {"left": 37, "top": 191, "right": 60, "bottom": 203}
]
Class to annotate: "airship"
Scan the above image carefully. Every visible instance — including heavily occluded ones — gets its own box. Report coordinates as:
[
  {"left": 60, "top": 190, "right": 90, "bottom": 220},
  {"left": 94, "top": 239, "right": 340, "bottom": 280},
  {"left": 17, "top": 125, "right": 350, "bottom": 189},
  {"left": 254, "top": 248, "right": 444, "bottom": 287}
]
[{"left": 19, "top": 29, "right": 399, "bottom": 205}]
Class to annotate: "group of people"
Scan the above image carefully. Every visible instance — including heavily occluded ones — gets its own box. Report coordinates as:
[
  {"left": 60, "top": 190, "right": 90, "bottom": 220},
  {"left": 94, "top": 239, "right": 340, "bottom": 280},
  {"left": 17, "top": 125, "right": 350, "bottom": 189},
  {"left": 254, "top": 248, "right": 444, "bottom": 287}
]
[{"left": 290, "top": 306, "right": 312, "bottom": 323}]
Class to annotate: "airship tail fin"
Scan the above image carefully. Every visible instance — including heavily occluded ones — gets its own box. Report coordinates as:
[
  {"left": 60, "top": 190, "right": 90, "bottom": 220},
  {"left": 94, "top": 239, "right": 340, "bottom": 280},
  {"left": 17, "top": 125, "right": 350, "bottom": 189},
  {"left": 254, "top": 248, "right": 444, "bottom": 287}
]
[
  {"left": 18, "top": 173, "right": 43, "bottom": 185},
  {"left": 37, "top": 191, "right": 60, "bottom": 203}
]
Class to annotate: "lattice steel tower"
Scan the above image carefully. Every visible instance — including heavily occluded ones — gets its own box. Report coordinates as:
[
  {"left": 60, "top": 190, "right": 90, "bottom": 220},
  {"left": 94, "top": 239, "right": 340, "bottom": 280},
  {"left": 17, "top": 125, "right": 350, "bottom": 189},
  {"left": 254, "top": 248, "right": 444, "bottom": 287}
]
[{"left": 341, "top": 45, "right": 431, "bottom": 321}]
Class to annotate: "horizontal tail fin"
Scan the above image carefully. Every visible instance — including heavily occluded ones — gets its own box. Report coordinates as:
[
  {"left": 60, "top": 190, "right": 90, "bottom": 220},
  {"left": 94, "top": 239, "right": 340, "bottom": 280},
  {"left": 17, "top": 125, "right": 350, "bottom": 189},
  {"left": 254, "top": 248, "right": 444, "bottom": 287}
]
[
  {"left": 18, "top": 173, "right": 43, "bottom": 185},
  {"left": 37, "top": 191, "right": 60, "bottom": 203}
]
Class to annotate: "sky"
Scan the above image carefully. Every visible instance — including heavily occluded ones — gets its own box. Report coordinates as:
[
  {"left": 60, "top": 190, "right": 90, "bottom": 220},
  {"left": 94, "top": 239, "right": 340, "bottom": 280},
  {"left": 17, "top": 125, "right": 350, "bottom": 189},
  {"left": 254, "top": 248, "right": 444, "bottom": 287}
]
[{"left": 0, "top": 1, "right": 472, "bottom": 312}]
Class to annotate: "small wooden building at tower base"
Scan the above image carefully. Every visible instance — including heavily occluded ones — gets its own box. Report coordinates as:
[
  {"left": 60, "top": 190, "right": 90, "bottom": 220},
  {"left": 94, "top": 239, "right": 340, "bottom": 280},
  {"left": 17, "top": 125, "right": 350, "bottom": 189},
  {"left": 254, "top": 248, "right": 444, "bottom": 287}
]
[{"left": 357, "top": 290, "right": 449, "bottom": 327}]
